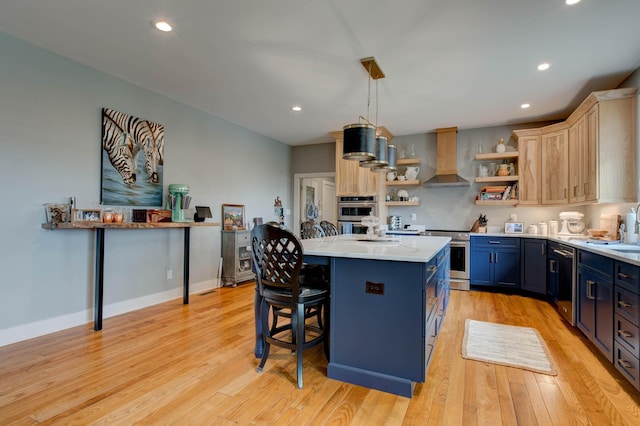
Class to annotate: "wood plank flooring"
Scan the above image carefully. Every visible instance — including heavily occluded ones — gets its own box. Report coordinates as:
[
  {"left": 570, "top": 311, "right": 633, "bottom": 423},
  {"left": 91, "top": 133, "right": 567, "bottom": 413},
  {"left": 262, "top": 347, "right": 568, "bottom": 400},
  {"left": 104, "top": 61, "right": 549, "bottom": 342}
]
[{"left": 1, "top": 283, "right": 639, "bottom": 425}]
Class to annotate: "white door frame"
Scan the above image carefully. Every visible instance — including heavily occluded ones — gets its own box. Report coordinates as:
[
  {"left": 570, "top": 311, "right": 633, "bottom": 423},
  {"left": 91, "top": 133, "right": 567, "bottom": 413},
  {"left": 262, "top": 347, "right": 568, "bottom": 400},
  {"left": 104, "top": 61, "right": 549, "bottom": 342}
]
[{"left": 293, "top": 172, "right": 335, "bottom": 238}]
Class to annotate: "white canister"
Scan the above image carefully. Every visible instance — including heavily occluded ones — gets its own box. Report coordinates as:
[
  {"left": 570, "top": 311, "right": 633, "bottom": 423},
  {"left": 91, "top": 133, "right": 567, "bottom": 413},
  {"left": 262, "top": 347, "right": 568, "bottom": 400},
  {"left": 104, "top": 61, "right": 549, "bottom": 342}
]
[
  {"left": 527, "top": 224, "right": 538, "bottom": 234},
  {"left": 538, "top": 221, "right": 548, "bottom": 236},
  {"left": 548, "top": 220, "right": 559, "bottom": 235},
  {"left": 626, "top": 208, "right": 638, "bottom": 243}
]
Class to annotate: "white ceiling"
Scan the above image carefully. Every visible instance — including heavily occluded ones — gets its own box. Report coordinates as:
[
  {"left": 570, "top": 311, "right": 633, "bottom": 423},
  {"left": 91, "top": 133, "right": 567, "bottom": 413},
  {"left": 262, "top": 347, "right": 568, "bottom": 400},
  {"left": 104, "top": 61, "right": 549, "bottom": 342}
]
[{"left": 1, "top": 0, "right": 640, "bottom": 146}]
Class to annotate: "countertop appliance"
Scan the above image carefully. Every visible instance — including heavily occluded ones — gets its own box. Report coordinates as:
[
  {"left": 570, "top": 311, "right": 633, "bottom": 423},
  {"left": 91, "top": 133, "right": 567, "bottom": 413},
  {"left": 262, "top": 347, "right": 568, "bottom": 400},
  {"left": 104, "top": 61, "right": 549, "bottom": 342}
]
[
  {"left": 558, "top": 211, "right": 585, "bottom": 236},
  {"left": 548, "top": 241, "right": 576, "bottom": 325}
]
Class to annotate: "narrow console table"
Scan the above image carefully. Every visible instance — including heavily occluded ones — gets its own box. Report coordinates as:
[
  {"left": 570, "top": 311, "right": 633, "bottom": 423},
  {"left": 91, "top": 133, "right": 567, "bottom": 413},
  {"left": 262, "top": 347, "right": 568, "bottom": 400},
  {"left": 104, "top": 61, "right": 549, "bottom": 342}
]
[{"left": 42, "top": 221, "right": 219, "bottom": 331}]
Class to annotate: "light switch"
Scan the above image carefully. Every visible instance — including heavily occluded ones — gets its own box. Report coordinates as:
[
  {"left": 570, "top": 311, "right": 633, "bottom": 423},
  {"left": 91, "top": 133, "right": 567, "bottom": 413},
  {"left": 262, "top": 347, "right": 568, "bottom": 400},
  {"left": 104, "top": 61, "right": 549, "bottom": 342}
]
[{"left": 411, "top": 213, "right": 417, "bottom": 221}]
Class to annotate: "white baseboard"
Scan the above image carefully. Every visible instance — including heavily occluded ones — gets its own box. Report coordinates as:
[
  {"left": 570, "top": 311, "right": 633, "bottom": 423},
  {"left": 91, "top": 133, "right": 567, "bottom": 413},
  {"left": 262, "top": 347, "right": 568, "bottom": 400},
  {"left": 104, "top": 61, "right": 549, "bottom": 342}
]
[{"left": 0, "top": 279, "right": 220, "bottom": 348}]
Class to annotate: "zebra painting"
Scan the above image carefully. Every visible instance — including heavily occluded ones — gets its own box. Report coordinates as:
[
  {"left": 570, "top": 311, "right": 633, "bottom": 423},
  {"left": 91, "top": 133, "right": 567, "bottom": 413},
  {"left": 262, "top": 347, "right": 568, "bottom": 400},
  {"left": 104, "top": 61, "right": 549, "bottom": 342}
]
[{"left": 101, "top": 108, "right": 165, "bottom": 206}]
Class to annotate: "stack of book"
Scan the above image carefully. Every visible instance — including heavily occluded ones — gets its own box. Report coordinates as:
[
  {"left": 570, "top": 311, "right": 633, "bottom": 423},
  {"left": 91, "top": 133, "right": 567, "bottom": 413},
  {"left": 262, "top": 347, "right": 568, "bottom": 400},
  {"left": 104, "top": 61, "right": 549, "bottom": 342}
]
[{"left": 479, "top": 184, "right": 518, "bottom": 201}]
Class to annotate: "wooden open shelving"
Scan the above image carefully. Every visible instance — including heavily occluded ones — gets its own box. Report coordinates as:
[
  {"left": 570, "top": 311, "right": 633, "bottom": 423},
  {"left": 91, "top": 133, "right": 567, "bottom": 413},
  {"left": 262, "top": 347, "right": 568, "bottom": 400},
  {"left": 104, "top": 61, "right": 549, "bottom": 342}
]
[
  {"left": 386, "top": 179, "right": 420, "bottom": 186},
  {"left": 475, "top": 176, "right": 519, "bottom": 183},
  {"left": 385, "top": 201, "right": 420, "bottom": 206}
]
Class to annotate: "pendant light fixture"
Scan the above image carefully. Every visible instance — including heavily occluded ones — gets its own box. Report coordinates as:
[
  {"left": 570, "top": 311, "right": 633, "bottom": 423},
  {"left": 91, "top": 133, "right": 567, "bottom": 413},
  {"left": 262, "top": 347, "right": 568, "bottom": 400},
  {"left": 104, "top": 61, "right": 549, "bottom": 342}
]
[
  {"left": 343, "top": 57, "right": 385, "bottom": 161},
  {"left": 361, "top": 75, "right": 390, "bottom": 169}
]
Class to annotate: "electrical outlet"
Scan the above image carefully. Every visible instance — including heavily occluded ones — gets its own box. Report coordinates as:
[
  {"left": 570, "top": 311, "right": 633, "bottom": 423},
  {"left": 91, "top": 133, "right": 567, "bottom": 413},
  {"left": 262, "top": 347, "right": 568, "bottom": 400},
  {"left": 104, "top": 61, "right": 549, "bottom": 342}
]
[
  {"left": 166, "top": 268, "right": 173, "bottom": 280},
  {"left": 411, "top": 213, "right": 417, "bottom": 221}
]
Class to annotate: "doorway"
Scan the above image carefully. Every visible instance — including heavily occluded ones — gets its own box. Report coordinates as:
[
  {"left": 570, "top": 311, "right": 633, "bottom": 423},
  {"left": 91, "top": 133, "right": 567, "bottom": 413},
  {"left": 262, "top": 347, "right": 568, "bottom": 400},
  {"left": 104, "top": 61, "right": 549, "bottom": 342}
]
[{"left": 293, "top": 172, "right": 336, "bottom": 237}]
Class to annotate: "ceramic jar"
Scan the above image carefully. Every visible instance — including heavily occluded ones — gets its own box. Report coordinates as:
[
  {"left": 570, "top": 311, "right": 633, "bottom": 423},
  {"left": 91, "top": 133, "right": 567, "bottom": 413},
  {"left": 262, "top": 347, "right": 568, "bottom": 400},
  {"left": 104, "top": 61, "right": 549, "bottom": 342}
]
[{"left": 496, "top": 138, "right": 506, "bottom": 153}]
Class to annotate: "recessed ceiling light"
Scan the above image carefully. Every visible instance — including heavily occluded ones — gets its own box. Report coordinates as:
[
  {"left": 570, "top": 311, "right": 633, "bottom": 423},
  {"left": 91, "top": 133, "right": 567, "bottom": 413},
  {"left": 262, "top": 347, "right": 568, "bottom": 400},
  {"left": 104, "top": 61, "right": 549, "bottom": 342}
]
[
  {"left": 521, "top": 103, "right": 531, "bottom": 109},
  {"left": 566, "top": 0, "right": 581, "bottom": 5},
  {"left": 537, "top": 63, "right": 550, "bottom": 71},
  {"left": 153, "top": 21, "right": 173, "bottom": 32},
  {"left": 291, "top": 106, "right": 302, "bottom": 112}
]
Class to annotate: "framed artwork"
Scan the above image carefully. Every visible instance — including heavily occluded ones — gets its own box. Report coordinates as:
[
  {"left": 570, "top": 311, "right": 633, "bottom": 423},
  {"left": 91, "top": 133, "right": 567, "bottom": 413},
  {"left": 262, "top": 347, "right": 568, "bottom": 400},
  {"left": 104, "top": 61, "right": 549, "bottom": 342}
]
[
  {"left": 73, "top": 209, "right": 103, "bottom": 223},
  {"left": 100, "top": 108, "right": 165, "bottom": 206},
  {"left": 44, "top": 203, "right": 70, "bottom": 223},
  {"left": 504, "top": 222, "right": 524, "bottom": 234},
  {"left": 222, "top": 204, "right": 245, "bottom": 230}
]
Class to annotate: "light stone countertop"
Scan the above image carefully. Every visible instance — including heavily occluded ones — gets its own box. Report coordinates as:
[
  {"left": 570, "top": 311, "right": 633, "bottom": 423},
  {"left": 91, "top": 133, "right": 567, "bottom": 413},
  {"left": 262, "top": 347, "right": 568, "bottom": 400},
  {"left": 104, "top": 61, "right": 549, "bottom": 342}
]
[
  {"left": 471, "top": 232, "right": 640, "bottom": 266},
  {"left": 301, "top": 234, "right": 450, "bottom": 263}
]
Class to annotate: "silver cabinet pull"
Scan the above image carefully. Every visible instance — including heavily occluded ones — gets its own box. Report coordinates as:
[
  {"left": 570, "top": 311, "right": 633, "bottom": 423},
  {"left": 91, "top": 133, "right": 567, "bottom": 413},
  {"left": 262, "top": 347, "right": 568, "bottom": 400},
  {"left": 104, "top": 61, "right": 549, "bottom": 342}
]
[
  {"left": 495, "top": 253, "right": 498, "bottom": 263},
  {"left": 550, "top": 259, "right": 556, "bottom": 273},
  {"left": 488, "top": 241, "right": 501, "bottom": 244},
  {"left": 618, "top": 330, "right": 633, "bottom": 338},
  {"left": 618, "top": 359, "right": 633, "bottom": 369},
  {"left": 618, "top": 272, "right": 633, "bottom": 279},
  {"left": 586, "top": 280, "right": 596, "bottom": 300},
  {"left": 617, "top": 300, "right": 632, "bottom": 308},
  {"left": 428, "top": 265, "right": 437, "bottom": 272}
]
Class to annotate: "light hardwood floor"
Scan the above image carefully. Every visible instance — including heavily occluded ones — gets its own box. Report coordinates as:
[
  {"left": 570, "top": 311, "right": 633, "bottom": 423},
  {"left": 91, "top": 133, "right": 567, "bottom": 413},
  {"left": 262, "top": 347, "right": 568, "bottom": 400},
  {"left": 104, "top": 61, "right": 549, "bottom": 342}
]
[{"left": 1, "top": 283, "right": 639, "bottom": 425}]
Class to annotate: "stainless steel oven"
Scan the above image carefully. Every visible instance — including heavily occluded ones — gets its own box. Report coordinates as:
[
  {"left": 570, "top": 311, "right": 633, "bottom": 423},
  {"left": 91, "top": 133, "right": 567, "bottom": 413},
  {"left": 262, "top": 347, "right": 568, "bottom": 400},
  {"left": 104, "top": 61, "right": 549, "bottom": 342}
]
[
  {"left": 423, "top": 230, "right": 470, "bottom": 290},
  {"left": 337, "top": 196, "right": 377, "bottom": 234}
]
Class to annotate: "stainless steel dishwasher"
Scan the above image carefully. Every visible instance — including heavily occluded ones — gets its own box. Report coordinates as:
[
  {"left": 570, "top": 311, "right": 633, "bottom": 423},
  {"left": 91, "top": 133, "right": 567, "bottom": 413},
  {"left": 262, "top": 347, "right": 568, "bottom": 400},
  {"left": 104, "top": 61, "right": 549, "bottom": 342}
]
[{"left": 548, "top": 241, "right": 576, "bottom": 325}]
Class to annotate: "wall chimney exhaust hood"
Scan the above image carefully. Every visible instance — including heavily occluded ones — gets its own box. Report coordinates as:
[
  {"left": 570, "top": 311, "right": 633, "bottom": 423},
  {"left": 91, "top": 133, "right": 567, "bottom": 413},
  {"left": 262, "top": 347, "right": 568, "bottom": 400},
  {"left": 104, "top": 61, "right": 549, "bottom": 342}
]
[{"left": 422, "top": 126, "right": 470, "bottom": 188}]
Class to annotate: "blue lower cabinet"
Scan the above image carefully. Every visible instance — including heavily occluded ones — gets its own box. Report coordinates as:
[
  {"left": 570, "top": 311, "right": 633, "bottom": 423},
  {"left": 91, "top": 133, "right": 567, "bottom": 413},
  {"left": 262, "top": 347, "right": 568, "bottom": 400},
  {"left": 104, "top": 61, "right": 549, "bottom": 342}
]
[
  {"left": 521, "top": 238, "right": 547, "bottom": 295},
  {"left": 327, "top": 247, "right": 449, "bottom": 398},
  {"left": 470, "top": 236, "right": 521, "bottom": 288},
  {"left": 577, "top": 250, "right": 614, "bottom": 362}
]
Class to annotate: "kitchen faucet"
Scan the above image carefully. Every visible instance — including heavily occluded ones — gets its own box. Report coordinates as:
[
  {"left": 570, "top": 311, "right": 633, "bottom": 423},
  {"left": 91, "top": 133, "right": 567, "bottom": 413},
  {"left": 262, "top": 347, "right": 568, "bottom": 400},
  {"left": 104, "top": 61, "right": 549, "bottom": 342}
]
[{"left": 636, "top": 204, "right": 640, "bottom": 234}]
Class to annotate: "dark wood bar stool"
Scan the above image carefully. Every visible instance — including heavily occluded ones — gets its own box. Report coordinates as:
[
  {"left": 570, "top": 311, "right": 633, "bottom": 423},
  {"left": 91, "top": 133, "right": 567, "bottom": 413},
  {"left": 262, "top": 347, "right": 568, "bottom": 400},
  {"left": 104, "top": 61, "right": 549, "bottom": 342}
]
[{"left": 251, "top": 224, "right": 329, "bottom": 388}]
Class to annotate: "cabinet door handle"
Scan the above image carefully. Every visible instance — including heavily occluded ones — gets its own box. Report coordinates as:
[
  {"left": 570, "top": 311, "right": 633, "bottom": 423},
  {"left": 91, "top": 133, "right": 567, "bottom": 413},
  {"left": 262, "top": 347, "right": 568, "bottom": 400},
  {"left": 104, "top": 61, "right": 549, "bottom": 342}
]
[
  {"left": 550, "top": 259, "right": 556, "bottom": 273},
  {"left": 574, "top": 186, "right": 578, "bottom": 196},
  {"left": 586, "top": 280, "right": 596, "bottom": 300},
  {"left": 495, "top": 253, "right": 498, "bottom": 263},
  {"left": 618, "top": 330, "right": 633, "bottom": 338},
  {"left": 617, "top": 272, "right": 633, "bottom": 279},
  {"left": 564, "top": 188, "right": 568, "bottom": 199},
  {"left": 618, "top": 359, "right": 633, "bottom": 369},
  {"left": 488, "top": 241, "right": 501, "bottom": 244},
  {"left": 584, "top": 182, "right": 588, "bottom": 194},
  {"left": 428, "top": 265, "right": 437, "bottom": 272},
  {"left": 618, "top": 300, "right": 632, "bottom": 308},
  {"left": 541, "top": 245, "right": 545, "bottom": 256}
]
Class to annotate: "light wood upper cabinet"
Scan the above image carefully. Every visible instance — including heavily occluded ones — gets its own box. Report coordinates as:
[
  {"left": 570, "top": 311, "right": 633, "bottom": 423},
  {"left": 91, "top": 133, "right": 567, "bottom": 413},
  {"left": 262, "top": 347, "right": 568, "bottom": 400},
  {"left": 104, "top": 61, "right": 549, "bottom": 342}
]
[
  {"left": 541, "top": 128, "right": 569, "bottom": 205},
  {"left": 513, "top": 131, "right": 541, "bottom": 205},
  {"left": 514, "top": 87, "right": 637, "bottom": 206},
  {"left": 590, "top": 96, "right": 636, "bottom": 202},
  {"left": 569, "top": 114, "right": 588, "bottom": 203},
  {"left": 332, "top": 131, "right": 386, "bottom": 196}
]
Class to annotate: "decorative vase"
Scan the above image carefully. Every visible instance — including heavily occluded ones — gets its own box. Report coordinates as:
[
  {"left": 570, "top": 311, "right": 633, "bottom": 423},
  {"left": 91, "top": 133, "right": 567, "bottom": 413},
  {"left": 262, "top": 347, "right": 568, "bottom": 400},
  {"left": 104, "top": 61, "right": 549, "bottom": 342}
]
[{"left": 495, "top": 138, "right": 506, "bottom": 153}]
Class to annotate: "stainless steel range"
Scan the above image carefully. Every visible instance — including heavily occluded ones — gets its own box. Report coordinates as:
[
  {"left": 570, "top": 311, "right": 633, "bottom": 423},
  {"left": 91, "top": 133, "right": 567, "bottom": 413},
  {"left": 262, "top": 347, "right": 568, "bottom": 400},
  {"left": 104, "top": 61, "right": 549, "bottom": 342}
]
[{"left": 422, "top": 230, "right": 470, "bottom": 291}]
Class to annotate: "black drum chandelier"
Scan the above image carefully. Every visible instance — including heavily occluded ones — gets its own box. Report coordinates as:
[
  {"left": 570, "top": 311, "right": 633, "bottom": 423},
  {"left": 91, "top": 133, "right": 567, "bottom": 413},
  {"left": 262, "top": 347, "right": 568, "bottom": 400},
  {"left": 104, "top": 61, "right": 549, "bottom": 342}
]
[{"left": 342, "top": 57, "right": 397, "bottom": 173}]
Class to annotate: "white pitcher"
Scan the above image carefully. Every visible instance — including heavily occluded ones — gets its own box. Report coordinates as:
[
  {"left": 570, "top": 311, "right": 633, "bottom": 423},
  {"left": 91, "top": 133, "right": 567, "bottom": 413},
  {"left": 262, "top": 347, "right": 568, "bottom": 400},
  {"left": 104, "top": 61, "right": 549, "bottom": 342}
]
[
  {"left": 405, "top": 166, "right": 420, "bottom": 180},
  {"left": 386, "top": 171, "right": 397, "bottom": 181}
]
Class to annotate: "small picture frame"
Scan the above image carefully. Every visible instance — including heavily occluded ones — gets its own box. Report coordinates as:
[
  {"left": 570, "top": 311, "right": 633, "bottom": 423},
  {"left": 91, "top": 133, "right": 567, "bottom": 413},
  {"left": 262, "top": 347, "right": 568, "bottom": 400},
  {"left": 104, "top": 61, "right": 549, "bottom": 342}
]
[
  {"left": 44, "top": 203, "right": 70, "bottom": 223},
  {"left": 504, "top": 222, "right": 524, "bottom": 234},
  {"left": 73, "top": 209, "right": 103, "bottom": 223},
  {"left": 222, "top": 204, "right": 245, "bottom": 230}
]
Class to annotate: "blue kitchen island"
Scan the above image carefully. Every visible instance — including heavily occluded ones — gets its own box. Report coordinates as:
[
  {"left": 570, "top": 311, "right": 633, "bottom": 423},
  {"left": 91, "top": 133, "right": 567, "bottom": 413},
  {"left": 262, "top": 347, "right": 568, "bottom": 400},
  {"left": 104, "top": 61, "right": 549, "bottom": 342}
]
[{"left": 300, "top": 234, "right": 451, "bottom": 397}]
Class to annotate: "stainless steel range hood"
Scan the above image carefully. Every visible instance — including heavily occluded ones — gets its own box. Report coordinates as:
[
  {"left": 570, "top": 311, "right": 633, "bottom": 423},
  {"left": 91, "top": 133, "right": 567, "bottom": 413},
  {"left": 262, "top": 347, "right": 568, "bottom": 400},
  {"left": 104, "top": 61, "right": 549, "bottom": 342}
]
[{"left": 422, "top": 126, "right": 470, "bottom": 188}]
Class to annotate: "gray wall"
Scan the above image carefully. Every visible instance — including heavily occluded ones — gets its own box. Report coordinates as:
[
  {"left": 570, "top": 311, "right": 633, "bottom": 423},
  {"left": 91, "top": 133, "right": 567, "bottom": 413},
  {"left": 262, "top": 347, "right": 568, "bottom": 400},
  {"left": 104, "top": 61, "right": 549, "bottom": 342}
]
[
  {"left": 0, "top": 31, "right": 291, "bottom": 344},
  {"left": 291, "top": 142, "right": 335, "bottom": 174}
]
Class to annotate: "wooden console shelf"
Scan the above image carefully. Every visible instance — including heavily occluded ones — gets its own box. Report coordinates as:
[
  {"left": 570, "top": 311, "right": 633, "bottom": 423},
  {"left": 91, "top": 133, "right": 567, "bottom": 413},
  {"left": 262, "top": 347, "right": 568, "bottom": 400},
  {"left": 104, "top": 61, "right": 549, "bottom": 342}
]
[
  {"left": 397, "top": 158, "right": 421, "bottom": 166},
  {"left": 43, "top": 221, "right": 220, "bottom": 330}
]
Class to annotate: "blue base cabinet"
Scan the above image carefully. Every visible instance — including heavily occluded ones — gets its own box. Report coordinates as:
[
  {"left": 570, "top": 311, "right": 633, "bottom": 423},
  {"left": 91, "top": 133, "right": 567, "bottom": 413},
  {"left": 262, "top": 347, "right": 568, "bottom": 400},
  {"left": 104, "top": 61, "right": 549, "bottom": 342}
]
[
  {"left": 327, "top": 247, "right": 449, "bottom": 398},
  {"left": 521, "top": 238, "right": 547, "bottom": 295},
  {"left": 614, "top": 260, "right": 640, "bottom": 390},
  {"left": 577, "top": 250, "right": 613, "bottom": 362},
  {"left": 470, "top": 237, "right": 521, "bottom": 288}
]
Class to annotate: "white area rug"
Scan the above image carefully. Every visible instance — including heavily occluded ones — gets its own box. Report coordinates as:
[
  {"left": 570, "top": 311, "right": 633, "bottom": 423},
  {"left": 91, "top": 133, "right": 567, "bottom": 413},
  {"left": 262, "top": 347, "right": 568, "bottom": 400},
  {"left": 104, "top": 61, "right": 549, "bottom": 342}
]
[{"left": 462, "top": 319, "right": 558, "bottom": 375}]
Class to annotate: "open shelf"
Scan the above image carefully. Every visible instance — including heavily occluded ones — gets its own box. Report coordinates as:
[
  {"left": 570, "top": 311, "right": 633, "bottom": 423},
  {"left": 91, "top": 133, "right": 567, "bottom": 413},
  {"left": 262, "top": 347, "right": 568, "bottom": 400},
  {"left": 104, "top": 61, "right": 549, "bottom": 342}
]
[
  {"left": 397, "top": 158, "right": 421, "bottom": 166},
  {"left": 475, "top": 152, "right": 519, "bottom": 161},
  {"left": 475, "top": 200, "right": 518, "bottom": 206},
  {"left": 386, "top": 179, "right": 420, "bottom": 186},
  {"left": 385, "top": 201, "right": 420, "bottom": 206},
  {"left": 475, "top": 176, "right": 519, "bottom": 183}
]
